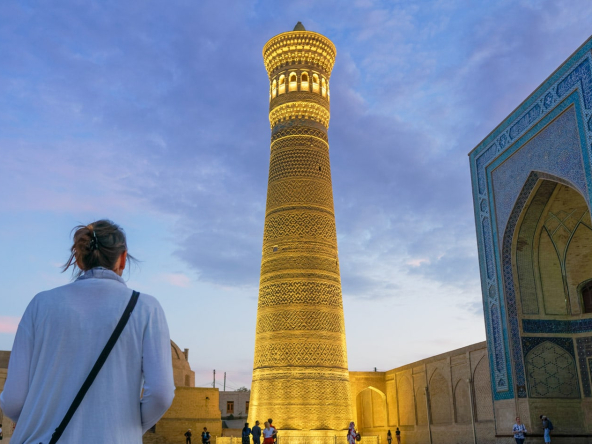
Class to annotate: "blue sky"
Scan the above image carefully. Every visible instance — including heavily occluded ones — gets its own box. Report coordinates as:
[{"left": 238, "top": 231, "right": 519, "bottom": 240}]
[{"left": 1, "top": 0, "right": 591, "bottom": 389}]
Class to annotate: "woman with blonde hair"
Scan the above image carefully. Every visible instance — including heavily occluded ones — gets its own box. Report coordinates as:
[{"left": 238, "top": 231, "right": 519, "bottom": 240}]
[{"left": 0, "top": 220, "right": 175, "bottom": 443}]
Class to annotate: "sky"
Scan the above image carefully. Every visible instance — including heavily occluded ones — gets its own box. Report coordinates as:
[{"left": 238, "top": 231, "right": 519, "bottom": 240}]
[{"left": 1, "top": 0, "right": 592, "bottom": 390}]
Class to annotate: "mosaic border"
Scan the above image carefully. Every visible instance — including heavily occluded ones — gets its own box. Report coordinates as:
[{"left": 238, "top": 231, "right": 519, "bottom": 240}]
[{"left": 469, "top": 38, "right": 592, "bottom": 400}]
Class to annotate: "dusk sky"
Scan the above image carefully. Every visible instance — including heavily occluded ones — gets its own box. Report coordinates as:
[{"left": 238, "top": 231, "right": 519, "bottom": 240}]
[{"left": 1, "top": 0, "right": 592, "bottom": 389}]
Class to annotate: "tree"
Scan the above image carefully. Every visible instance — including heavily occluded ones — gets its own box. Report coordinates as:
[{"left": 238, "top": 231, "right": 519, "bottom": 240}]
[{"left": 236, "top": 387, "right": 249, "bottom": 392}]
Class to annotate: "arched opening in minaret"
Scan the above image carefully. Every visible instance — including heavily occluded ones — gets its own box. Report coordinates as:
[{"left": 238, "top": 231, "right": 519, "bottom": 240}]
[
  {"left": 301, "top": 72, "right": 309, "bottom": 90},
  {"left": 321, "top": 77, "right": 327, "bottom": 97},
  {"left": 289, "top": 72, "right": 297, "bottom": 91},
  {"left": 312, "top": 74, "right": 319, "bottom": 93},
  {"left": 272, "top": 79, "right": 277, "bottom": 98},
  {"left": 279, "top": 75, "right": 286, "bottom": 94}
]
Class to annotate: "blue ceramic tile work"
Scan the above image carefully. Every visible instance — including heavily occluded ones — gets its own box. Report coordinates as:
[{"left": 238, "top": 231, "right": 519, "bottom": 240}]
[
  {"left": 492, "top": 106, "right": 586, "bottom": 238},
  {"left": 578, "top": 336, "right": 592, "bottom": 397},
  {"left": 469, "top": 38, "right": 592, "bottom": 401},
  {"left": 522, "top": 336, "right": 576, "bottom": 357},
  {"left": 524, "top": 319, "right": 592, "bottom": 334}
]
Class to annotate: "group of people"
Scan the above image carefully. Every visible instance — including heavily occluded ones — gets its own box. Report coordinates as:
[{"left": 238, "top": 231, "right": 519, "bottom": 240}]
[
  {"left": 184, "top": 427, "right": 212, "bottom": 444},
  {"left": 240, "top": 419, "right": 277, "bottom": 444},
  {"left": 512, "top": 415, "right": 554, "bottom": 443}
]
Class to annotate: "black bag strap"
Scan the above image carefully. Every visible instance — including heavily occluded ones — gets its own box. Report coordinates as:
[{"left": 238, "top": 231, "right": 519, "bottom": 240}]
[{"left": 48, "top": 290, "right": 140, "bottom": 444}]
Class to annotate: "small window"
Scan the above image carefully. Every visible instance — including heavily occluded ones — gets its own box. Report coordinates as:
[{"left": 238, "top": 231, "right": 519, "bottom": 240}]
[
  {"left": 273, "top": 245, "right": 279, "bottom": 252},
  {"left": 227, "top": 401, "right": 234, "bottom": 414},
  {"left": 185, "top": 375, "right": 190, "bottom": 387},
  {"left": 321, "top": 77, "right": 327, "bottom": 97},
  {"left": 289, "top": 72, "right": 297, "bottom": 91},
  {"left": 301, "top": 72, "right": 309, "bottom": 91},
  {"left": 581, "top": 280, "right": 592, "bottom": 313},
  {"left": 246, "top": 401, "right": 250, "bottom": 414},
  {"left": 279, "top": 75, "right": 286, "bottom": 95},
  {"left": 312, "top": 74, "right": 319, "bottom": 93},
  {"left": 272, "top": 79, "right": 277, "bottom": 98}
]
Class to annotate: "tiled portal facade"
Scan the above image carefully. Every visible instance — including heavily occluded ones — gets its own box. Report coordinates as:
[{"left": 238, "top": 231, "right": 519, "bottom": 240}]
[{"left": 468, "top": 35, "right": 592, "bottom": 441}]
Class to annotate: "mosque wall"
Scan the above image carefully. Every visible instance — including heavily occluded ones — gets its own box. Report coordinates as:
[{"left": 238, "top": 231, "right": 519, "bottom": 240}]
[{"left": 349, "top": 342, "right": 496, "bottom": 444}]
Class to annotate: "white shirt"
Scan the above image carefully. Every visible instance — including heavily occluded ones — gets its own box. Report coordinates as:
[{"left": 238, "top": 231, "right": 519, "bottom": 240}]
[
  {"left": 0, "top": 268, "right": 175, "bottom": 444},
  {"left": 263, "top": 428, "right": 275, "bottom": 438}
]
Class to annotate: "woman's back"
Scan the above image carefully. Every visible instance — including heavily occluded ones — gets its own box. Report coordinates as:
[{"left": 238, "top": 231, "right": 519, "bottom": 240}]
[{"left": 0, "top": 220, "right": 175, "bottom": 444}]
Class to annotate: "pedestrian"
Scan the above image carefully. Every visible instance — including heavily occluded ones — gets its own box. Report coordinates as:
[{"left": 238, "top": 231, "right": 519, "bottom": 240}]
[
  {"left": 268, "top": 418, "right": 277, "bottom": 442},
  {"left": 263, "top": 422, "right": 275, "bottom": 444},
  {"left": 387, "top": 430, "right": 392, "bottom": 444},
  {"left": 185, "top": 429, "right": 193, "bottom": 444},
  {"left": 395, "top": 428, "right": 401, "bottom": 444},
  {"left": 202, "top": 427, "right": 211, "bottom": 444},
  {"left": 243, "top": 422, "right": 252, "bottom": 444},
  {"left": 512, "top": 416, "right": 527, "bottom": 444},
  {"left": 347, "top": 422, "right": 357, "bottom": 444},
  {"left": 0, "top": 220, "right": 175, "bottom": 444},
  {"left": 252, "top": 420, "right": 262, "bottom": 444},
  {"left": 0, "top": 423, "right": 3, "bottom": 441},
  {"left": 540, "top": 415, "right": 553, "bottom": 443}
]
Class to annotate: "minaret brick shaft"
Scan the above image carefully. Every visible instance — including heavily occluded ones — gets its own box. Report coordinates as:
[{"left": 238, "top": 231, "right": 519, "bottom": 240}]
[{"left": 248, "top": 23, "right": 352, "bottom": 432}]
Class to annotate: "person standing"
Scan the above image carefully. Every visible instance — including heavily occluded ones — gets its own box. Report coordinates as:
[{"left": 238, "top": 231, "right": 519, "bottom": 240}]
[
  {"left": 263, "top": 422, "right": 275, "bottom": 444},
  {"left": 242, "top": 422, "right": 252, "bottom": 444},
  {"left": 252, "top": 420, "right": 262, "bottom": 444},
  {"left": 512, "top": 417, "right": 527, "bottom": 444},
  {"left": 0, "top": 423, "right": 3, "bottom": 441},
  {"left": 0, "top": 220, "right": 175, "bottom": 444},
  {"left": 347, "top": 422, "right": 357, "bottom": 444},
  {"left": 540, "top": 415, "right": 552, "bottom": 443},
  {"left": 267, "top": 418, "right": 277, "bottom": 443},
  {"left": 185, "top": 429, "right": 192, "bottom": 444},
  {"left": 395, "top": 428, "right": 401, "bottom": 444},
  {"left": 202, "top": 427, "right": 211, "bottom": 444},
  {"left": 387, "top": 430, "right": 392, "bottom": 444}
]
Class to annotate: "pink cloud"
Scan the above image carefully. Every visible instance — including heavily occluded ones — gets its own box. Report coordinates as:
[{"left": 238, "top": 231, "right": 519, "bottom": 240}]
[
  {"left": 161, "top": 273, "right": 192, "bottom": 288},
  {"left": 0, "top": 316, "right": 20, "bottom": 334}
]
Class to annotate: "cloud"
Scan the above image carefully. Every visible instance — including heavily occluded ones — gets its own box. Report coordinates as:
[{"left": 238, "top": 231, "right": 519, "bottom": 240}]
[
  {"left": 0, "top": 316, "right": 20, "bottom": 334},
  {"left": 160, "top": 273, "right": 193, "bottom": 288}
]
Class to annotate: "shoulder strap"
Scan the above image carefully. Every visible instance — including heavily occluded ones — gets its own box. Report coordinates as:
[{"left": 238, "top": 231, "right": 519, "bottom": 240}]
[{"left": 49, "top": 290, "right": 140, "bottom": 444}]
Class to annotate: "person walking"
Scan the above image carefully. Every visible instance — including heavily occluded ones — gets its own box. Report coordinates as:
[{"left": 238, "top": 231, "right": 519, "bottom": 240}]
[
  {"left": 387, "top": 430, "right": 392, "bottom": 444},
  {"left": 0, "top": 423, "right": 3, "bottom": 441},
  {"left": 263, "top": 422, "right": 275, "bottom": 444},
  {"left": 512, "top": 417, "right": 527, "bottom": 444},
  {"left": 185, "top": 429, "right": 193, "bottom": 444},
  {"left": 347, "top": 422, "right": 357, "bottom": 444},
  {"left": 0, "top": 220, "right": 175, "bottom": 444},
  {"left": 202, "top": 427, "right": 211, "bottom": 444},
  {"left": 395, "top": 428, "right": 401, "bottom": 444},
  {"left": 252, "top": 420, "right": 262, "bottom": 444},
  {"left": 242, "top": 422, "right": 252, "bottom": 444}
]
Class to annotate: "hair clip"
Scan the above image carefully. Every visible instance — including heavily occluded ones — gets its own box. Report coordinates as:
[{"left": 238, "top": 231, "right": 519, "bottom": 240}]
[{"left": 90, "top": 230, "right": 99, "bottom": 251}]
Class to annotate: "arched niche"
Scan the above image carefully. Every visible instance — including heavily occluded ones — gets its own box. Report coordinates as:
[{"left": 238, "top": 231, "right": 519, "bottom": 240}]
[
  {"left": 525, "top": 340, "right": 580, "bottom": 398},
  {"left": 356, "top": 386, "right": 387, "bottom": 431},
  {"left": 510, "top": 176, "right": 592, "bottom": 316},
  {"left": 473, "top": 357, "right": 494, "bottom": 422},
  {"left": 429, "top": 370, "right": 452, "bottom": 425},
  {"left": 397, "top": 376, "right": 415, "bottom": 426},
  {"left": 453, "top": 379, "right": 471, "bottom": 424}
]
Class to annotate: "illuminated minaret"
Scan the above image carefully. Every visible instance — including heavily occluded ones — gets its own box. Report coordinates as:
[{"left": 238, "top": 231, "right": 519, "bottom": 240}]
[{"left": 248, "top": 22, "right": 352, "bottom": 432}]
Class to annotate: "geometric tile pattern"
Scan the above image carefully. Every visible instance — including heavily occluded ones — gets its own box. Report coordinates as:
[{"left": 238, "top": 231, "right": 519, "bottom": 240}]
[
  {"left": 523, "top": 338, "right": 580, "bottom": 398},
  {"left": 523, "top": 318, "right": 592, "bottom": 334},
  {"left": 469, "top": 39, "right": 592, "bottom": 400},
  {"left": 575, "top": 336, "right": 592, "bottom": 397}
]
